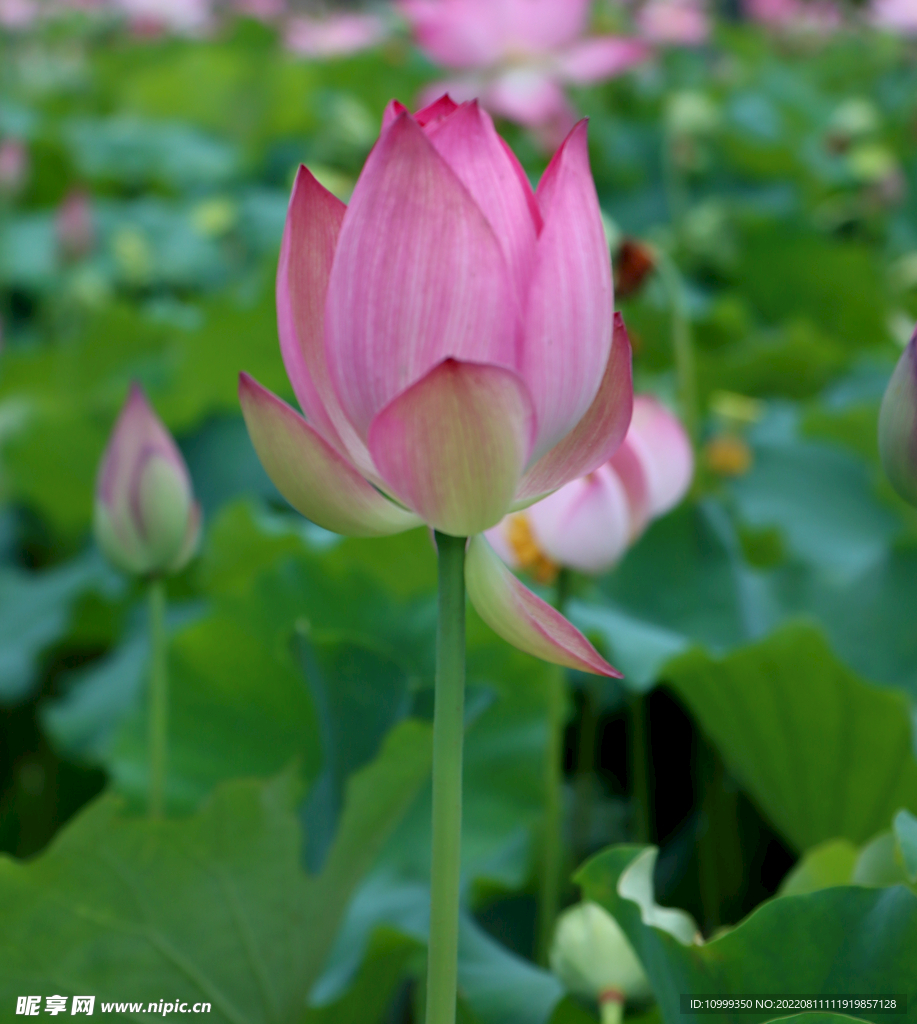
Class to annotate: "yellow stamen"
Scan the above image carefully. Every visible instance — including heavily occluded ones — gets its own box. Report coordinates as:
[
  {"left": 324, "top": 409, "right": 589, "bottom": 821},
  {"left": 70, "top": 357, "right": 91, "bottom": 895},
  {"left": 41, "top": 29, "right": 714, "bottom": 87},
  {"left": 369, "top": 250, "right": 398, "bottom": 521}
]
[{"left": 506, "top": 513, "right": 559, "bottom": 584}]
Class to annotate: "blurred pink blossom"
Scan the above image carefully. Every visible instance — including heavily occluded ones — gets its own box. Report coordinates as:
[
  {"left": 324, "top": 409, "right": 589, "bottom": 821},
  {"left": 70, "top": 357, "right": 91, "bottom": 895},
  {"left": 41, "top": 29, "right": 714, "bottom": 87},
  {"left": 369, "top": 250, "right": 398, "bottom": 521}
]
[
  {"left": 635, "top": 0, "right": 709, "bottom": 45},
  {"left": 870, "top": 0, "right": 917, "bottom": 33},
  {"left": 0, "top": 0, "right": 37, "bottom": 27},
  {"left": 56, "top": 189, "right": 95, "bottom": 259},
  {"left": 0, "top": 138, "right": 28, "bottom": 195},
  {"left": 285, "top": 12, "right": 387, "bottom": 57},
  {"left": 114, "top": 0, "right": 210, "bottom": 34},
  {"left": 400, "top": 0, "right": 649, "bottom": 138},
  {"left": 744, "top": 0, "right": 841, "bottom": 32},
  {"left": 487, "top": 395, "right": 693, "bottom": 576}
]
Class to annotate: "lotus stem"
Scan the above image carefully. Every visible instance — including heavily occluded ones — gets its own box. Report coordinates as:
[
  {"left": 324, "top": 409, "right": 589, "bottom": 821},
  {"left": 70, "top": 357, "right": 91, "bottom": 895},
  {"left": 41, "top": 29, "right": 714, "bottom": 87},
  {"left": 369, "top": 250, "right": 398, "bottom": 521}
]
[
  {"left": 426, "top": 532, "right": 467, "bottom": 1024},
  {"left": 148, "top": 576, "right": 168, "bottom": 818}
]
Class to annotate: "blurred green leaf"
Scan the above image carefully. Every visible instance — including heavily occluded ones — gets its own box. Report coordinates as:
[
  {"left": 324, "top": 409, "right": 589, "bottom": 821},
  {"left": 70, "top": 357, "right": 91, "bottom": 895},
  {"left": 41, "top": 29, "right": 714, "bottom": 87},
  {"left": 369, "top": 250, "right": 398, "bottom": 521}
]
[
  {"left": 577, "top": 846, "right": 917, "bottom": 1024},
  {"left": 0, "top": 720, "right": 431, "bottom": 1021},
  {"left": 665, "top": 624, "right": 917, "bottom": 850}
]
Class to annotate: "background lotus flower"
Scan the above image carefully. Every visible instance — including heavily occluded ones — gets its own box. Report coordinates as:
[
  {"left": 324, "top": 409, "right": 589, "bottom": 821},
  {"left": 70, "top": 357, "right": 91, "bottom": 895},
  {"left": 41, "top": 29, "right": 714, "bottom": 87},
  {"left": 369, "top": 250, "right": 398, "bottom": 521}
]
[
  {"left": 56, "top": 188, "right": 95, "bottom": 260},
  {"left": 399, "top": 0, "right": 650, "bottom": 140},
  {"left": 870, "top": 0, "right": 917, "bottom": 33},
  {"left": 94, "top": 384, "right": 201, "bottom": 576},
  {"left": 487, "top": 394, "right": 693, "bottom": 576},
  {"left": 285, "top": 12, "right": 388, "bottom": 58},
  {"left": 240, "top": 96, "right": 633, "bottom": 676},
  {"left": 0, "top": 138, "right": 28, "bottom": 196},
  {"left": 879, "top": 331, "right": 917, "bottom": 507},
  {"left": 635, "top": 0, "right": 709, "bottom": 46},
  {"left": 743, "top": 0, "right": 841, "bottom": 33},
  {"left": 550, "top": 901, "right": 652, "bottom": 1006}
]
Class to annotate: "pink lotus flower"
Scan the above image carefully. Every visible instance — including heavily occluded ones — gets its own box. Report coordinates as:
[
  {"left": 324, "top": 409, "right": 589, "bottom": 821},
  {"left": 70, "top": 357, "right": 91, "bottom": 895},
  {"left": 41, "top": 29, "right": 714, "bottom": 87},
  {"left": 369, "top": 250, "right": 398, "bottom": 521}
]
[
  {"left": 400, "top": 0, "right": 649, "bottom": 137},
  {"left": 743, "top": 0, "right": 841, "bottom": 33},
  {"left": 56, "top": 188, "right": 95, "bottom": 259},
  {"left": 0, "top": 138, "right": 28, "bottom": 195},
  {"left": 94, "top": 384, "right": 201, "bottom": 577},
  {"left": 487, "top": 395, "right": 692, "bottom": 576},
  {"left": 635, "top": 0, "right": 709, "bottom": 45},
  {"left": 114, "top": 0, "right": 210, "bottom": 34},
  {"left": 285, "top": 12, "right": 388, "bottom": 57},
  {"left": 240, "top": 97, "right": 633, "bottom": 676},
  {"left": 870, "top": 0, "right": 917, "bottom": 33}
]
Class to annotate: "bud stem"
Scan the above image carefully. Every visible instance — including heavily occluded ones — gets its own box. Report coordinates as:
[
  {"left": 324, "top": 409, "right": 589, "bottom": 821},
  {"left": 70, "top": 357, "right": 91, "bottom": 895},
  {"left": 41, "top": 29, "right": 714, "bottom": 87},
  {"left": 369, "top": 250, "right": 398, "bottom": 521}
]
[
  {"left": 148, "top": 577, "right": 168, "bottom": 818},
  {"left": 600, "top": 992, "right": 625, "bottom": 1024},
  {"left": 536, "top": 568, "right": 572, "bottom": 966},
  {"left": 426, "top": 532, "right": 467, "bottom": 1024}
]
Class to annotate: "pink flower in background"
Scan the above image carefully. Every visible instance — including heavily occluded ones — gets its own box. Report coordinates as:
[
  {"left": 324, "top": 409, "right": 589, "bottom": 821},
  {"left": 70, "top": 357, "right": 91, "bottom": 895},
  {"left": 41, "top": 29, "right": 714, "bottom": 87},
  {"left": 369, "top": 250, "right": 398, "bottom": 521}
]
[
  {"left": 114, "top": 0, "right": 210, "bottom": 34},
  {"left": 240, "top": 96, "right": 633, "bottom": 675},
  {"left": 400, "top": 0, "right": 649, "bottom": 138},
  {"left": 744, "top": 0, "right": 841, "bottom": 32},
  {"left": 488, "top": 395, "right": 693, "bottom": 576},
  {"left": 635, "top": 0, "right": 709, "bottom": 45},
  {"left": 0, "top": 138, "right": 28, "bottom": 195},
  {"left": 56, "top": 188, "right": 95, "bottom": 259},
  {"left": 870, "top": 0, "right": 917, "bottom": 33},
  {"left": 285, "top": 12, "right": 387, "bottom": 57},
  {"left": 0, "top": 0, "right": 37, "bottom": 28},
  {"left": 94, "top": 384, "right": 201, "bottom": 577}
]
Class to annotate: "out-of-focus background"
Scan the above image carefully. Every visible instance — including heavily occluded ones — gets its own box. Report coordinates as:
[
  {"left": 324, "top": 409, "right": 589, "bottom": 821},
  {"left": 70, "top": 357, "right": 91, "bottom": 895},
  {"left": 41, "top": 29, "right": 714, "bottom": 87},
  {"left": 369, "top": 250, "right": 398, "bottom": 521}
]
[{"left": 1, "top": 1, "right": 917, "bottom": 1021}]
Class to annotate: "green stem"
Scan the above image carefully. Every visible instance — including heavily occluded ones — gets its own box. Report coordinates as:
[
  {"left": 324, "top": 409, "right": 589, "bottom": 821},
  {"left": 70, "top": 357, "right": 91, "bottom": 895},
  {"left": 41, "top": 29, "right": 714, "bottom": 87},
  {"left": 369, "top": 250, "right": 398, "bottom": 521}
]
[
  {"left": 656, "top": 252, "right": 699, "bottom": 444},
  {"left": 629, "top": 693, "right": 652, "bottom": 844},
  {"left": 571, "top": 683, "right": 597, "bottom": 864},
  {"left": 600, "top": 998, "right": 624, "bottom": 1024},
  {"left": 536, "top": 568, "right": 571, "bottom": 966},
  {"left": 147, "top": 577, "right": 168, "bottom": 818},
  {"left": 426, "top": 532, "right": 467, "bottom": 1024}
]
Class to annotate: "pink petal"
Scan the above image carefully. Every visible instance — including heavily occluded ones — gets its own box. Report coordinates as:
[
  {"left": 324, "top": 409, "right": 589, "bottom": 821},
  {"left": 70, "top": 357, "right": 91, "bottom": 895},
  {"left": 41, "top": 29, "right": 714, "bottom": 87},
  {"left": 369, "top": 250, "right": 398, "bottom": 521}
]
[
  {"left": 626, "top": 395, "right": 694, "bottom": 516},
  {"left": 414, "top": 94, "right": 460, "bottom": 126},
  {"left": 424, "top": 100, "right": 539, "bottom": 302},
  {"left": 522, "top": 119, "right": 614, "bottom": 458},
  {"left": 239, "top": 374, "right": 421, "bottom": 537},
  {"left": 606, "top": 433, "right": 652, "bottom": 537},
  {"left": 367, "top": 358, "right": 536, "bottom": 536},
  {"left": 484, "top": 69, "right": 574, "bottom": 129},
  {"left": 501, "top": 0, "right": 592, "bottom": 53},
  {"left": 465, "top": 534, "right": 621, "bottom": 676},
  {"left": 399, "top": 0, "right": 511, "bottom": 68},
  {"left": 381, "top": 99, "right": 410, "bottom": 132},
  {"left": 277, "top": 166, "right": 347, "bottom": 452},
  {"left": 555, "top": 36, "right": 652, "bottom": 84},
  {"left": 325, "top": 112, "right": 518, "bottom": 436},
  {"left": 484, "top": 518, "right": 522, "bottom": 570},
  {"left": 527, "top": 465, "right": 633, "bottom": 573},
  {"left": 517, "top": 312, "right": 633, "bottom": 500}
]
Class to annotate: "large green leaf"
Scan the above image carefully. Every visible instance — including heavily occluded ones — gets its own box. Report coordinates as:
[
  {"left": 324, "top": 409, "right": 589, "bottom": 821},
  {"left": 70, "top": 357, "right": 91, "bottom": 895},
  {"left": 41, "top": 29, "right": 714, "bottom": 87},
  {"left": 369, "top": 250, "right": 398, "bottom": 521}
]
[
  {"left": 577, "top": 846, "right": 917, "bottom": 1024},
  {"left": 0, "top": 720, "right": 431, "bottom": 1021},
  {"left": 665, "top": 623, "right": 917, "bottom": 850}
]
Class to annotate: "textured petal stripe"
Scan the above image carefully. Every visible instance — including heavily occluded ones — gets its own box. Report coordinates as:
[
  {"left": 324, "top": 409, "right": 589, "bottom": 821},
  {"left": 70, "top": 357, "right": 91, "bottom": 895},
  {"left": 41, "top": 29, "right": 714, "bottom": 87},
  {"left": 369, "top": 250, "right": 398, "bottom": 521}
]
[
  {"left": 367, "top": 359, "right": 536, "bottom": 536},
  {"left": 277, "top": 166, "right": 347, "bottom": 450},
  {"left": 517, "top": 312, "right": 633, "bottom": 500},
  {"left": 239, "top": 374, "right": 421, "bottom": 537},
  {"left": 522, "top": 120, "right": 614, "bottom": 458},
  {"left": 527, "top": 466, "right": 633, "bottom": 574},
  {"left": 425, "top": 101, "right": 539, "bottom": 303},
  {"left": 325, "top": 112, "right": 518, "bottom": 435},
  {"left": 465, "top": 535, "right": 621, "bottom": 676}
]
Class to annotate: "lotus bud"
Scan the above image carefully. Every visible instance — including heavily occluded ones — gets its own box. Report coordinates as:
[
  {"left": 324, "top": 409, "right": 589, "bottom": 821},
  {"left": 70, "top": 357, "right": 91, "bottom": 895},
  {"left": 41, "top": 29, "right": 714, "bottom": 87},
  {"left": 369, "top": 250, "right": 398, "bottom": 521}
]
[
  {"left": 94, "top": 384, "right": 201, "bottom": 576},
  {"left": 56, "top": 188, "right": 95, "bottom": 260},
  {"left": 550, "top": 901, "right": 651, "bottom": 1011},
  {"left": 0, "top": 138, "right": 28, "bottom": 196},
  {"left": 878, "top": 331, "right": 917, "bottom": 507}
]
